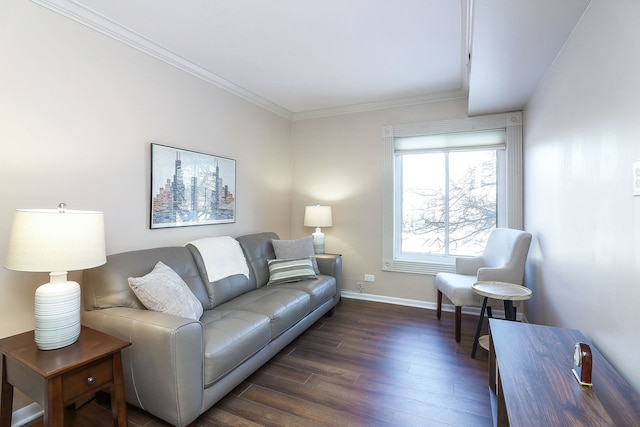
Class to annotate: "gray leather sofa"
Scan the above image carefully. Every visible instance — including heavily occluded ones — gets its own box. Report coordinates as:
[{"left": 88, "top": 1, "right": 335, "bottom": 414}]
[{"left": 81, "top": 232, "right": 342, "bottom": 426}]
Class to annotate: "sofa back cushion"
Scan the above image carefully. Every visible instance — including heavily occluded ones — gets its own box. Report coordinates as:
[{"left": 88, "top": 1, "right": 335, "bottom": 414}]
[
  {"left": 82, "top": 246, "right": 209, "bottom": 311},
  {"left": 236, "top": 232, "right": 279, "bottom": 288},
  {"left": 187, "top": 244, "right": 254, "bottom": 308}
]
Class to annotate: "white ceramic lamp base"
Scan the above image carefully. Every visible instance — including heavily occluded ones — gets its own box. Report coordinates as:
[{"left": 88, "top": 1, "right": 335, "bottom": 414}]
[
  {"left": 312, "top": 227, "right": 325, "bottom": 254},
  {"left": 34, "top": 272, "right": 81, "bottom": 350}
]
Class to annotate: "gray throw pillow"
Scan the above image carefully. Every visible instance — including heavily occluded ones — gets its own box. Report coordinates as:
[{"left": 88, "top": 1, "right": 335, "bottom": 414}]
[
  {"left": 128, "top": 261, "right": 203, "bottom": 321},
  {"left": 272, "top": 236, "right": 319, "bottom": 274}
]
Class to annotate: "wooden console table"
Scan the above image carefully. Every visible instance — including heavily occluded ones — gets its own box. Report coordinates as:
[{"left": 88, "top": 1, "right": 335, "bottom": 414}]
[
  {"left": 488, "top": 319, "right": 640, "bottom": 426},
  {"left": 0, "top": 326, "right": 130, "bottom": 427}
]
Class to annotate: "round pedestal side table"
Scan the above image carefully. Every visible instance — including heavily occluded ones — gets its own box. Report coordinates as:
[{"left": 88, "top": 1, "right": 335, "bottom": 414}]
[{"left": 471, "top": 281, "right": 532, "bottom": 358}]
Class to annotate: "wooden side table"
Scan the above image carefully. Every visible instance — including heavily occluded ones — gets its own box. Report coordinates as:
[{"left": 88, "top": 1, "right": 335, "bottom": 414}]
[
  {"left": 0, "top": 326, "right": 130, "bottom": 427},
  {"left": 470, "top": 281, "right": 532, "bottom": 358}
]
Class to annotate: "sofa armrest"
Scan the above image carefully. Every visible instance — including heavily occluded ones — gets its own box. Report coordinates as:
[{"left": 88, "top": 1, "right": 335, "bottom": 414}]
[
  {"left": 315, "top": 254, "right": 342, "bottom": 304},
  {"left": 82, "top": 307, "right": 204, "bottom": 427}
]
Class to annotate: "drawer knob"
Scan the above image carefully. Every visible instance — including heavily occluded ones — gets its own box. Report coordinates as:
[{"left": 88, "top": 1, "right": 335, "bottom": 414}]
[{"left": 86, "top": 376, "right": 96, "bottom": 386}]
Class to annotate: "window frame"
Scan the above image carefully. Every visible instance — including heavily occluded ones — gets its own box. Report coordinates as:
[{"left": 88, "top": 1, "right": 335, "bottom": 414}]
[{"left": 382, "top": 112, "right": 523, "bottom": 275}]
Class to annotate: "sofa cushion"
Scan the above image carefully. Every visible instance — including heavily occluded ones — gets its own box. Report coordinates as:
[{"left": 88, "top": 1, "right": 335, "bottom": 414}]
[
  {"left": 274, "top": 276, "right": 336, "bottom": 311},
  {"left": 237, "top": 232, "right": 279, "bottom": 288},
  {"left": 187, "top": 244, "right": 254, "bottom": 308},
  {"left": 217, "top": 288, "right": 310, "bottom": 338},
  {"left": 127, "top": 261, "right": 204, "bottom": 320},
  {"left": 267, "top": 257, "right": 318, "bottom": 285},
  {"left": 206, "top": 274, "right": 255, "bottom": 308},
  {"left": 272, "top": 236, "right": 319, "bottom": 274},
  {"left": 199, "top": 309, "right": 271, "bottom": 386},
  {"left": 186, "top": 237, "right": 249, "bottom": 283}
]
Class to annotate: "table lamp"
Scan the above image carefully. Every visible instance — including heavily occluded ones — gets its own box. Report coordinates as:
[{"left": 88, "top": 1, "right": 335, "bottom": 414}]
[
  {"left": 4, "top": 203, "right": 106, "bottom": 350},
  {"left": 303, "top": 205, "right": 333, "bottom": 254}
]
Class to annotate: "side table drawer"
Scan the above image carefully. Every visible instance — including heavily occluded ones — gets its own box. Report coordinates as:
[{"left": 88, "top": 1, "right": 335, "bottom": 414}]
[{"left": 62, "top": 357, "right": 113, "bottom": 403}]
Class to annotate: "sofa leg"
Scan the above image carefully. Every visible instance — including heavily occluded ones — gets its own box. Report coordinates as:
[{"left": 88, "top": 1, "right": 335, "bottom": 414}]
[
  {"left": 436, "top": 291, "right": 442, "bottom": 320},
  {"left": 455, "top": 306, "right": 462, "bottom": 342},
  {"left": 326, "top": 307, "right": 335, "bottom": 317}
]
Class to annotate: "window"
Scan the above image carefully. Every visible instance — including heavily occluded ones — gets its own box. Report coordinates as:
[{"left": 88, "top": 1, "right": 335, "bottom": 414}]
[
  {"left": 382, "top": 113, "right": 523, "bottom": 275},
  {"left": 398, "top": 146, "right": 499, "bottom": 259}
]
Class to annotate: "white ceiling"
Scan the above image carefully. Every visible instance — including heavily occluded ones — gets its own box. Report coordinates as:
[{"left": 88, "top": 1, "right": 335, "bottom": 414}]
[
  {"left": 32, "top": 0, "right": 590, "bottom": 120},
  {"left": 468, "top": 0, "right": 591, "bottom": 116}
]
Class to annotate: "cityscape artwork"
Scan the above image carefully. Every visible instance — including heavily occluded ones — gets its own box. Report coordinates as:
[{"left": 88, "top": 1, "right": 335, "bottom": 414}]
[{"left": 150, "top": 143, "right": 236, "bottom": 228}]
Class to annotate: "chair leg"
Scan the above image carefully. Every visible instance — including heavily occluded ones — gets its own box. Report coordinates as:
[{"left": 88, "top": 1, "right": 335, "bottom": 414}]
[
  {"left": 455, "top": 306, "right": 462, "bottom": 342},
  {"left": 436, "top": 290, "right": 460, "bottom": 342}
]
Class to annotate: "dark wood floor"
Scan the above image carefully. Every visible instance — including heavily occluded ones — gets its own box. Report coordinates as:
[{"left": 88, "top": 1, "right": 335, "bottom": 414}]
[{"left": 27, "top": 298, "right": 491, "bottom": 426}]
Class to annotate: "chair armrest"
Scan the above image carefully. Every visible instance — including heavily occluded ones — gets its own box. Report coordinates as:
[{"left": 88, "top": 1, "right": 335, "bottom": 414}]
[
  {"left": 455, "top": 256, "right": 484, "bottom": 275},
  {"left": 82, "top": 307, "right": 203, "bottom": 426},
  {"left": 315, "top": 254, "right": 342, "bottom": 304}
]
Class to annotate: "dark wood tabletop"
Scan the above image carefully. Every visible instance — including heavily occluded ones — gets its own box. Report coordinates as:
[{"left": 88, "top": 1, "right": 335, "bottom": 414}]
[
  {"left": 489, "top": 319, "right": 640, "bottom": 427},
  {"left": 0, "top": 326, "right": 130, "bottom": 378}
]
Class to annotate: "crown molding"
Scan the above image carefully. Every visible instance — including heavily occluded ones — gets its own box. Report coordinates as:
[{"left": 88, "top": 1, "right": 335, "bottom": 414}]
[
  {"left": 292, "top": 89, "right": 468, "bottom": 121},
  {"left": 30, "top": 0, "right": 468, "bottom": 122},
  {"left": 30, "top": 0, "right": 295, "bottom": 120}
]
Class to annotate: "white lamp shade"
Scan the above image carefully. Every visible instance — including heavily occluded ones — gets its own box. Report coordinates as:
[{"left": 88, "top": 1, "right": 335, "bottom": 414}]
[
  {"left": 303, "top": 205, "right": 333, "bottom": 228},
  {"left": 5, "top": 208, "right": 106, "bottom": 273}
]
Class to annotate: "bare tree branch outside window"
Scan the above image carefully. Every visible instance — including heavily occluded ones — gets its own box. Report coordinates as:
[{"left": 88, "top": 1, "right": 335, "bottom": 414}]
[{"left": 401, "top": 150, "right": 497, "bottom": 256}]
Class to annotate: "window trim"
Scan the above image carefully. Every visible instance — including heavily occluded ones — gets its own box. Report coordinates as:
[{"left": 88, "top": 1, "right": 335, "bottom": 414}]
[{"left": 382, "top": 112, "right": 523, "bottom": 275}]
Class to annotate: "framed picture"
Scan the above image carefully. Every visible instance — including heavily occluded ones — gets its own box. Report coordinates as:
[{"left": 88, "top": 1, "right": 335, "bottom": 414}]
[{"left": 150, "top": 143, "right": 236, "bottom": 228}]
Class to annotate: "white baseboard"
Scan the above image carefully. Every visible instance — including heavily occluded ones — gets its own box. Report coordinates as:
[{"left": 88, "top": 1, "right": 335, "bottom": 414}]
[
  {"left": 340, "top": 290, "right": 526, "bottom": 321},
  {"left": 12, "top": 403, "right": 43, "bottom": 427},
  {"left": 341, "top": 290, "right": 437, "bottom": 310}
]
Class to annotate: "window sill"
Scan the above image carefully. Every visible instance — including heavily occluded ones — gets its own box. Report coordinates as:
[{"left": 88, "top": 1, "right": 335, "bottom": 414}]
[{"left": 382, "top": 258, "right": 455, "bottom": 275}]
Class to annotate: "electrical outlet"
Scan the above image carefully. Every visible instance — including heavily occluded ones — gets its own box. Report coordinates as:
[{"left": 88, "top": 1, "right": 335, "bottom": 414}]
[
  {"left": 356, "top": 282, "right": 365, "bottom": 293},
  {"left": 364, "top": 274, "right": 375, "bottom": 282}
]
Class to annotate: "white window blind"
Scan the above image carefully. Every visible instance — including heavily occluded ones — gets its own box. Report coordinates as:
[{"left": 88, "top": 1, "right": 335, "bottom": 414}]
[{"left": 394, "top": 129, "right": 506, "bottom": 153}]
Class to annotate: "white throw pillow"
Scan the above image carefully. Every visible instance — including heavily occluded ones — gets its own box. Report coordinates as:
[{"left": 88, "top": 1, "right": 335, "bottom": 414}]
[{"left": 128, "top": 261, "right": 203, "bottom": 320}]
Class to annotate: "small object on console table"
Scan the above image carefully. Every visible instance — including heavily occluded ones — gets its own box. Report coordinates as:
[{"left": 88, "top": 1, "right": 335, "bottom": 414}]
[{"left": 572, "top": 342, "right": 593, "bottom": 386}]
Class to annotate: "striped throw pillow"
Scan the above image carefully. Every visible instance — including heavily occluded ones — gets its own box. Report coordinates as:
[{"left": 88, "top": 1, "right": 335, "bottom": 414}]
[{"left": 267, "top": 257, "right": 318, "bottom": 285}]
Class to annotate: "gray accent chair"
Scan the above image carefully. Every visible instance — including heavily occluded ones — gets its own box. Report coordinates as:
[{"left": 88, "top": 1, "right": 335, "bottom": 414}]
[{"left": 435, "top": 228, "right": 532, "bottom": 342}]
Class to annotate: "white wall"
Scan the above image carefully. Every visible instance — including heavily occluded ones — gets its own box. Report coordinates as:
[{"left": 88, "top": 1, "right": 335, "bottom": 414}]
[
  {"left": 0, "top": 1, "right": 292, "bottom": 337},
  {"left": 291, "top": 99, "right": 468, "bottom": 302},
  {"left": 524, "top": 0, "right": 640, "bottom": 392}
]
